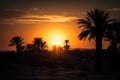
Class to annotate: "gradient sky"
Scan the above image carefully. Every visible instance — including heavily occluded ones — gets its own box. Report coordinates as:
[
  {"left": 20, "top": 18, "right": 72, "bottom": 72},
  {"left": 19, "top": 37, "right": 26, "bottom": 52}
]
[{"left": 0, "top": 0, "right": 120, "bottom": 50}]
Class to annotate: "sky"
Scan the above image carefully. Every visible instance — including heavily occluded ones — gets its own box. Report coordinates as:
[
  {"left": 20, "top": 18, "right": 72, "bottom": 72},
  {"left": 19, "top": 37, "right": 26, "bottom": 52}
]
[{"left": 0, "top": 0, "right": 120, "bottom": 50}]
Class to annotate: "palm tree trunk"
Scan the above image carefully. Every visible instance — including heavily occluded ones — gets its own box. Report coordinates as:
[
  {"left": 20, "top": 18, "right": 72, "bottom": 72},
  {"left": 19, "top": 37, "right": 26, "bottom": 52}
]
[
  {"left": 109, "top": 42, "right": 117, "bottom": 70},
  {"left": 16, "top": 45, "right": 20, "bottom": 54},
  {"left": 95, "top": 35, "right": 103, "bottom": 72},
  {"left": 113, "top": 43, "right": 117, "bottom": 54}
]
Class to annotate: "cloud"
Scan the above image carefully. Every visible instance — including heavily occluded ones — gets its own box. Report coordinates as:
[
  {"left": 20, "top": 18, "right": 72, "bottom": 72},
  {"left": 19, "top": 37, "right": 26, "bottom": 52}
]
[
  {"left": 109, "top": 8, "right": 120, "bottom": 11},
  {"left": 0, "top": 9, "right": 78, "bottom": 24},
  {"left": 19, "top": 15, "right": 78, "bottom": 22},
  {"left": 0, "top": 9, "right": 27, "bottom": 20},
  {"left": 107, "top": 8, "right": 120, "bottom": 20}
]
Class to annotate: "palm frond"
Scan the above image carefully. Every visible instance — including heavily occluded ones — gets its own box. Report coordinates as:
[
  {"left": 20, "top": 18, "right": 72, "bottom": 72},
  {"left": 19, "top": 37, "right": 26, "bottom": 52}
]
[
  {"left": 103, "top": 12, "right": 109, "bottom": 20},
  {"left": 9, "top": 36, "right": 24, "bottom": 47},
  {"left": 78, "top": 19, "right": 93, "bottom": 29},
  {"left": 87, "top": 10, "right": 95, "bottom": 23},
  {"left": 78, "top": 30, "right": 91, "bottom": 40},
  {"left": 85, "top": 16, "right": 92, "bottom": 23},
  {"left": 9, "top": 43, "right": 14, "bottom": 46},
  {"left": 88, "top": 31, "right": 95, "bottom": 41}
]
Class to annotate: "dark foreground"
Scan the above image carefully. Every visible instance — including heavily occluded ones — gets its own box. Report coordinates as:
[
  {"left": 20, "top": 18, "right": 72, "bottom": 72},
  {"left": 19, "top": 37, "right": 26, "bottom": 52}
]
[{"left": 0, "top": 50, "right": 120, "bottom": 80}]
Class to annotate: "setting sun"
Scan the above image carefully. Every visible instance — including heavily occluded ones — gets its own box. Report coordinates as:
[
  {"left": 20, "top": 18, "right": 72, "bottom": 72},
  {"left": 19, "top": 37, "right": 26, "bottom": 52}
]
[
  {"left": 50, "top": 34, "right": 63, "bottom": 46},
  {"left": 51, "top": 34, "right": 64, "bottom": 46},
  {"left": 46, "top": 30, "right": 66, "bottom": 47}
]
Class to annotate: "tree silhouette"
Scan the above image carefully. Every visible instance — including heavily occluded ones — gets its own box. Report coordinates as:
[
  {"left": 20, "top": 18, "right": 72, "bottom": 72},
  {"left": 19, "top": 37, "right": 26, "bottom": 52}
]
[
  {"left": 104, "top": 20, "right": 120, "bottom": 69},
  {"left": 25, "top": 44, "right": 35, "bottom": 53},
  {"left": 33, "top": 37, "right": 47, "bottom": 52},
  {"left": 9, "top": 36, "right": 24, "bottom": 54},
  {"left": 64, "top": 40, "right": 70, "bottom": 50},
  {"left": 78, "top": 9, "right": 112, "bottom": 72},
  {"left": 104, "top": 20, "right": 120, "bottom": 53}
]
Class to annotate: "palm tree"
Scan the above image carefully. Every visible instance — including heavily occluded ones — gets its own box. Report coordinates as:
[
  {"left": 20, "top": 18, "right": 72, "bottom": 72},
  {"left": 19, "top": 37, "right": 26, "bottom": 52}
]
[
  {"left": 9, "top": 36, "right": 24, "bottom": 54},
  {"left": 33, "top": 37, "right": 47, "bottom": 52},
  {"left": 104, "top": 20, "right": 120, "bottom": 69},
  {"left": 25, "top": 44, "right": 35, "bottom": 52},
  {"left": 64, "top": 40, "right": 70, "bottom": 50},
  {"left": 33, "top": 38, "right": 41, "bottom": 51},
  {"left": 65, "top": 40, "right": 69, "bottom": 45},
  {"left": 104, "top": 20, "right": 120, "bottom": 53},
  {"left": 41, "top": 41, "right": 47, "bottom": 50},
  {"left": 78, "top": 9, "right": 112, "bottom": 72}
]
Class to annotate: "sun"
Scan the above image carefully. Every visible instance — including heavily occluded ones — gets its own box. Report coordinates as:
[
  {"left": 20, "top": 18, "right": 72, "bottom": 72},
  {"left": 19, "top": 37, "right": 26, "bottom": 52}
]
[
  {"left": 45, "top": 30, "right": 66, "bottom": 49},
  {"left": 52, "top": 36, "right": 61, "bottom": 46},
  {"left": 48, "top": 31, "right": 65, "bottom": 47},
  {"left": 51, "top": 34, "right": 63, "bottom": 46}
]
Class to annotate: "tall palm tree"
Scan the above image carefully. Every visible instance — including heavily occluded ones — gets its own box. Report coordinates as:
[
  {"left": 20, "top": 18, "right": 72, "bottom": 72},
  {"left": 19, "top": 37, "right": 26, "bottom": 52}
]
[
  {"left": 33, "top": 37, "right": 47, "bottom": 52},
  {"left": 78, "top": 9, "right": 112, "bottom": 72},
  {"left": 104, "top": 20, "right": 120, "bottom": 69},
  {"left": 9, "top": 36, "right": 24, "bottom": 54}
]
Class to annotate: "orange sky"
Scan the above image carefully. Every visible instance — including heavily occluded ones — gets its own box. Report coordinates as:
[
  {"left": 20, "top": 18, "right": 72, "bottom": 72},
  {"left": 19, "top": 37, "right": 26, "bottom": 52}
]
[
  {"left": 0, "top": 19, "right": 109, "bottom": 50},
  {"left": 0, "top": 21, "right": 90, "bottom": 50},
  {"left": 0, "top": 0, "right": 119, "bottom": 50}
]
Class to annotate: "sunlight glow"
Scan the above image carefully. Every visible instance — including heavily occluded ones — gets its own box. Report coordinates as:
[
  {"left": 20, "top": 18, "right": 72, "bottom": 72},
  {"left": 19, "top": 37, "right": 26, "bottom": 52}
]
[
  {"left": 52, "top": 36, "right": 61, "bottom": 46},
  {"left": 50, "top": 33, "right": 64, "bottom": 46}
]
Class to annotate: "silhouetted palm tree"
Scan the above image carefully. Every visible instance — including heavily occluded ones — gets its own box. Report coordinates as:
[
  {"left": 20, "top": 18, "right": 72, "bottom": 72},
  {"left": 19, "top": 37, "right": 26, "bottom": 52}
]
[
  {"left": 41, "top": 41, "right": 47, "bottom": 50},
  {"left": 64, "top": 40, "right": 70, "bottom": 50},
  {"left": 78, "top": 9, "right": 112, "bottom": 72},
  {"left": 9, "top": 36, "right": 24, "bottom": 54},
  {"left": 65, "top": 40, "right": 69, "bottom": 45},
  {"left": 104, "top": 20, "right": 120, "bottom": 53},
  {"left": 33, "top": 37, "right": 47, "bottom": 52},
  {"left": 25, "top": 44, "right": 35, "bottom": 53},
  {"left": 104, "top": 20, "right": 120, "bottom": 69}
]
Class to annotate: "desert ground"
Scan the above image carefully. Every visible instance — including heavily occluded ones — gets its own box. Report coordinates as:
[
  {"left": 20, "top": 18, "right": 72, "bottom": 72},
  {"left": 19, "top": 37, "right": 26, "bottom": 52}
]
[{"left": 0, "top": 50, "right": 120, "bottom": 80}]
